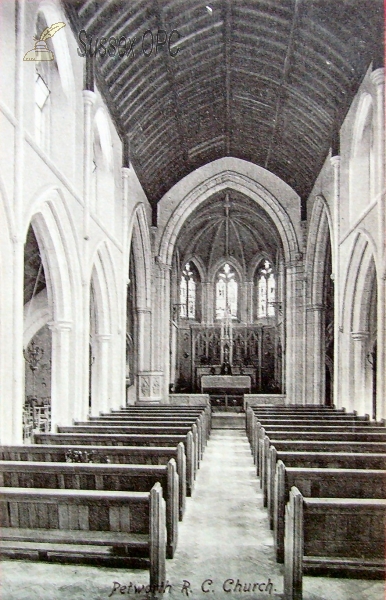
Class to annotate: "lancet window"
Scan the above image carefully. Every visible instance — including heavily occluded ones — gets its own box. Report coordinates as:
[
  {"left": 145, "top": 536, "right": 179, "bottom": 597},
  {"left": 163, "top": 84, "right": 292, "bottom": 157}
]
[
  {"left": 257, "top": 260, "right": 276, "bottom": 318},
  {"left": 216, "top": 263, "right": 238, "bottom": 319},
  {"left": 180, "top": 263, "right": 196, "bottom": 319}
]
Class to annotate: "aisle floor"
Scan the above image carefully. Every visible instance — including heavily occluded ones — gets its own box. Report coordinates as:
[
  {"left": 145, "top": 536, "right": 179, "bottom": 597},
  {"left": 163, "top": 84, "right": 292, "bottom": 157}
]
[{"left": 0, "top": 429, "right": 384, "bottom": 600}]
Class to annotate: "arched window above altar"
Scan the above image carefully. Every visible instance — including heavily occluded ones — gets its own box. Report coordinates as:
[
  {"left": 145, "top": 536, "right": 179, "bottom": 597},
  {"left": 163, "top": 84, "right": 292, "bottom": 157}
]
[
  {"left": 256, "top": 260, "right": 276, "bottom": 318},
  {"left": 180, "top": 262, "right": 197, "bottom": 319},
  {"left": 216, "top": 263, "right": 238, "bottom": 320}
]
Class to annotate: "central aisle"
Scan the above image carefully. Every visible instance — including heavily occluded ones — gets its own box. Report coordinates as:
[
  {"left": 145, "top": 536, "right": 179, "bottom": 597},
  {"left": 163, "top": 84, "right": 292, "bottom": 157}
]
[{"left": 166, "top": 429, "right": 284, "bottom": 599}]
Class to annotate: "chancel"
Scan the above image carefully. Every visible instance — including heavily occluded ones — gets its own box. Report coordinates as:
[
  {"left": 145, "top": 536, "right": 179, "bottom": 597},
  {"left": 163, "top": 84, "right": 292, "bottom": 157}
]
[{"left": 0, "top": 1, "right": 385, "bottom": 599}]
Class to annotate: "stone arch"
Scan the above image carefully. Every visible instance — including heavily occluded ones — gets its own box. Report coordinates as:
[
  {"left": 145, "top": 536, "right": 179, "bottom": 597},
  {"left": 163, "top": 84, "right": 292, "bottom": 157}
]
[
  {"left": 158, "top": 169, "right": 300, "bottom": 268},
  {"left": 24, "top": 193, "right": 79, "bottom": 430},
  {"left": 248, "top": 251, "right": 275, "bottom": 280},
  {"left": 181, "top": 255, "right": 206, "bottom": 284},
  {"left": 342, "top": 231, "right": 378, "bottom": 416},
  {"left": 209, "top": 256, "right": 244, "bottom": 285},
  {"left": 305, "top": 195, "right": 333, "bottom": 306},
  {"left": 301, "top": 195, "right": 334, "bottom": 405},
  {"left": 89, "top": 243, "right": 116, "bottom": 414},
  {"left": 128, "top": 205, "right": 152, "bottom": 310},
  {"left": 341, "top": 232, "right": 376, "bottom": 333}
]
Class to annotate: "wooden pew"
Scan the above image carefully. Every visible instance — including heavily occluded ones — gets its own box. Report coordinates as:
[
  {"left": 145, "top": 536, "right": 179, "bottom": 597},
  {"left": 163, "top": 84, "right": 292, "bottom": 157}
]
[
  {"left": 245, "top": 406, "right": 365, "bottom": 444},
  {"left": 284, "top": 487, "right": 386, "bottom": 600},
  {"left": 67, "top": 421, "right": 204, "bottom": 460},
  {"left": 0, "top": 444, "right": 186, "bottom": 520},
  {"left": 257, "top": 428, "right": 386, "bottom": 482},
  {"left": 110, "top": 407, "right": 212, "bottom": 442},
  {"left": 86, "top": 416, "right": 210, "bottom": 451},
  {"left": 251, "top": 418, "right": 386, "bottom": 464},
  {"left": 267, "top": 447, "right": 386, "bottom": 528},
  {"left": 274, "top": 463, "right": 386, "bottom": 563},
  {"left": 0, "top": 459, "right": 178, "bottom": 558},
  {"left": 109, "top": 405, "right": 211, "bottom": 433},
  {"left": 34, "top": 432, "right": 196, "bottom": 496},
  {"left": 113, "top": 404, "right": 212, "bottom": 433},
  {"left": 0, "top": 484, "right": 166, "bottom": 588},
  {"left": 260, "top": 437, "right": 386, "bottom": 501}
]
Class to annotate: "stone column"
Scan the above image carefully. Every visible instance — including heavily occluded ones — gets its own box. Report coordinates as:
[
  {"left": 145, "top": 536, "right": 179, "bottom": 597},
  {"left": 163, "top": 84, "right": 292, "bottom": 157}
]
[
  {"left": 285, "top": 256, "right": 305, "bottom": 404},
  {"left": 201, "top": 282, "right": 211, "bottom": 323},
  {"left": 377, "top": 276, "right": 386, "bottom": 419},
  {"left": 137, "top": 308, "right": 152, "bottom": 372},
  {"left": 330, "top": 155, "right": 341, "bottom": 409},
  {"left": 370, "top": 69, "right": 385, "bottom": 205},
  {"left": 245, "top": 281, "right": 254, "bottom": 323},
  {"left": 10, "top": 239, "right": 24, "bottom": 444},
  {"left": 351, "top": 331, "right": 369, "bottom": 416},
  {"left": 49, "top": 320, "right": 73, "bottom": 428},
  {"left": 149, "top": 258, "right": 171, "bottom": 401},
  {"left": 306, "top": 304, "right": 325, "bottom": 404},
  {"left": 370, "top": 70, "right": 385, "bottom": 418},
  {"left": 8, "top": 0, "right": 26, "bottom": 444},
  {"left": 82, "top": 90, "right": 96, "bottom": 240},
  {"left": 92, "top": 333, "right": 111, "bottom": 415}
]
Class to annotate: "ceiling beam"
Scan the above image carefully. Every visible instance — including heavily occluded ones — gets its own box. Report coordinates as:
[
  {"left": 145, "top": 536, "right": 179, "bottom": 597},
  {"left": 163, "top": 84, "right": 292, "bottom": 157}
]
[
  {"left": 223, "top": 0, "right": 232, "bottom": 155},
  {"left": 154, "top": 0, "right": 190, "bottom": 170},
  {"left": 264, "top": 0, "right": 301, "bottom": 171}
]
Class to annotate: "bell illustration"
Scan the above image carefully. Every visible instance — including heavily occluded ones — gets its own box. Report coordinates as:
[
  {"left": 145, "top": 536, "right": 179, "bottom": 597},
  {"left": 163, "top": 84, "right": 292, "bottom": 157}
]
[{"left": 23, "top": 22, "right": 65, "bottom": 62}]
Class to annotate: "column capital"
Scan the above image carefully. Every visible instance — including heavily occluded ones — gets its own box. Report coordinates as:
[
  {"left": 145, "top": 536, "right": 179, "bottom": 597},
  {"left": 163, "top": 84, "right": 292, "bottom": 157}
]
[
  {"left": 136, "top": 308, "right": 151, "bottom": 315},
  {"left": 370, "top": 68, "right": 384, "bottom": 87},
  {"left": 82, "top": 89, "right": 96, "bottom": 106},
  {"left": 306, "top": 304, "right": 325, "bottom": 312},
  {"left": 96, "top": 333, "right": 112, "bottom": 341},
  {"left": 351, "top": 330, "right": 369, "bottom": 341},
  {"left": 48, "top": 320, "right": 73, "bottom": 332},
  {"left": 121, "top": 166, "right": 131, "bottom": 179},
  {"left": 330, "top": 155, "right": 341, "bottom": 168}
]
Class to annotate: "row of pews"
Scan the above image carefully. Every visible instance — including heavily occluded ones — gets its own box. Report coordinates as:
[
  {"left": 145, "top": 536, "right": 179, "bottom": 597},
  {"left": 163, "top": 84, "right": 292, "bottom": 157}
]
[
  {"left": 0, "top": 404, "right": 211, "bottom": 588},
  {"left": 246, "top": 405, "right": 386, "bottom": 600}
]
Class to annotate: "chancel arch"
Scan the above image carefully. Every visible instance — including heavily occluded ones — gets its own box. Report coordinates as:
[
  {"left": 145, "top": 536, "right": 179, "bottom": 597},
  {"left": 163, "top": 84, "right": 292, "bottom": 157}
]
[{"left": 170, "top": 188, "right": 286, "bottom": 396}]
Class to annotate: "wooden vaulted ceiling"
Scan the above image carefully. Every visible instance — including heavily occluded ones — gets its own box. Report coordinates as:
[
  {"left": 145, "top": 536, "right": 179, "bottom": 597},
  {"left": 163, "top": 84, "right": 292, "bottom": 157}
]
[{"left": 63, "top": 0, "right": 383, "bottom": 210}]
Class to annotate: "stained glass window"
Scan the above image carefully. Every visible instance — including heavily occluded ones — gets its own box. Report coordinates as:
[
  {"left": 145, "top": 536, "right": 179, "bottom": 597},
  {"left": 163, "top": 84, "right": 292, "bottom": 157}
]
[
  {"left": 257, "top": 260, "right": 276, "bottom": 318},
  {"left": 216, "top": 263, "right": 238, "bottom": 319},
  {"left": 180, "top": 263, "right": 196, "bottom": 319}
]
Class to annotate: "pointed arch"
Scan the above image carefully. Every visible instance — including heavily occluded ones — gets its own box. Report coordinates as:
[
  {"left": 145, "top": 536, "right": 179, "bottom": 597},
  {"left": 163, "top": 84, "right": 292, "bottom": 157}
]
[
  {"left": 158, "top": 168, "right": 300, "bottom": 268},
  {"left": 305, "top": 195, "right": 333, "bottom": 306},
  {"left": 129, "top": 205, "right": 152, "bottom": 310}
]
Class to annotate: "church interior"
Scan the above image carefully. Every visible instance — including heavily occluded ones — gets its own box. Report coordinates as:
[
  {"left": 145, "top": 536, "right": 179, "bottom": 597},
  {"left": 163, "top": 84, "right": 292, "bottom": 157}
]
[{"left": 0, "top": 0, "right": 385, "bottom": 598}]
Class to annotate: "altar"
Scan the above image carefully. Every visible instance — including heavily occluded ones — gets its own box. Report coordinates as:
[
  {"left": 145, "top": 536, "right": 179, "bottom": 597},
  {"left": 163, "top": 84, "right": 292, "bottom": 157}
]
[
  {"left": 201, "top": 375, "right": 251, "bottom": 410},
  {"left": 200, "top": 375, "right": 252, "bottom": 394}
]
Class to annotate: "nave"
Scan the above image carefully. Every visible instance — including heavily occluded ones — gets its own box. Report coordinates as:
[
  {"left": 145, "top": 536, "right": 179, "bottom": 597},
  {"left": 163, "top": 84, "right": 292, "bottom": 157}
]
[{"left": 1, "top": 425, "right": 384, "bottom": 600}]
